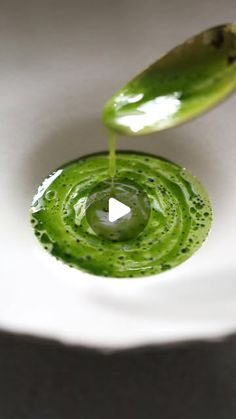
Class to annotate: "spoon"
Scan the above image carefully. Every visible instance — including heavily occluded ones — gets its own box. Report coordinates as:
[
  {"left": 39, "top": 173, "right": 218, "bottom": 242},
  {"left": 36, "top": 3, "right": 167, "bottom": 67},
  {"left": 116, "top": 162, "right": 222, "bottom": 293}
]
[{"left": 102, "top": 24, "right": 236, "bottom": 135}]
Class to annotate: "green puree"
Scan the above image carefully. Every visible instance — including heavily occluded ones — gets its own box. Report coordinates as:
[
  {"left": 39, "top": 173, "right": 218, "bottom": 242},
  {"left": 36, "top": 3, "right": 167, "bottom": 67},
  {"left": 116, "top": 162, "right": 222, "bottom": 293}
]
[
  {"left": 30, "top": 24, "right": 236, "bottom": 277},
  {"left": 31, "top": 152, "right": 212, "bottom": 278}
]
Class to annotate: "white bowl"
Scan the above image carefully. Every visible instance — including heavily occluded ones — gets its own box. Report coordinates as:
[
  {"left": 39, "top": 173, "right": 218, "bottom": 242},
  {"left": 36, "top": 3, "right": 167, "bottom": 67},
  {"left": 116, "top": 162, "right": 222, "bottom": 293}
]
[{"left": 1, "top": 0, "right": 236, "bottom": 350}]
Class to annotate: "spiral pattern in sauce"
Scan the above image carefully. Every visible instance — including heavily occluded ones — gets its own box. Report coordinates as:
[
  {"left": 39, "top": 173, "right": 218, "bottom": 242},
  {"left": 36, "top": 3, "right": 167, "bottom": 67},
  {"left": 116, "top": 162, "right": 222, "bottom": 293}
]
[{"left": 31, "top": 152, "right": 212, "bottom": 278}]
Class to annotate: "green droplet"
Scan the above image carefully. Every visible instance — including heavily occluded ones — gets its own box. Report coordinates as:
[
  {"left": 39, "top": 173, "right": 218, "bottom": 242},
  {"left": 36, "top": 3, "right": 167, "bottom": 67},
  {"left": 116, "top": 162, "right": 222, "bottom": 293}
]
[{"left": 45, "top": 190, "right": 57, "bottom": 201}]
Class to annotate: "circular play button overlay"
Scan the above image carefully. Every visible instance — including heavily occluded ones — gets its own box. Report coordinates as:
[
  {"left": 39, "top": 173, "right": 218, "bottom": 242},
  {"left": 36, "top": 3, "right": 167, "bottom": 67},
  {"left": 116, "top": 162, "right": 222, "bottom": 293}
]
[{"left": 86, "top": 178, "right": 150, "bottom": 241}]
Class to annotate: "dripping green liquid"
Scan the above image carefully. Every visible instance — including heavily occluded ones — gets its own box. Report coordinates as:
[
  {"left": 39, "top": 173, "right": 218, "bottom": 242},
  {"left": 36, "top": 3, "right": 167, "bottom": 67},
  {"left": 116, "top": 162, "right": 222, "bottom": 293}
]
[
  {"left": 30, "top": 23, "right": 229, "bottom": 277},
  {"left": 108, "top": 131, "right": 116, "bottom": 178}
]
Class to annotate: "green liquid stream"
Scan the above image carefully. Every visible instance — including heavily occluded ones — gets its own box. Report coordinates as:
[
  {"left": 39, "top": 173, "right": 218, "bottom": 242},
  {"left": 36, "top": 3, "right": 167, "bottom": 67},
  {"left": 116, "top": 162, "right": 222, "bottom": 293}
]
[{"left": 108, "top": 131, "right": 116, "bottom": 178}]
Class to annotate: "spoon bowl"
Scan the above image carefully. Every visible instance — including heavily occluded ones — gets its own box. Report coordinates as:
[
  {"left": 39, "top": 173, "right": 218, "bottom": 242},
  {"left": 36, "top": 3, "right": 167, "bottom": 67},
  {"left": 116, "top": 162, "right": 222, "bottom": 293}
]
[{"left": 102, "top": 24, "right": 236, "bottom": 135}]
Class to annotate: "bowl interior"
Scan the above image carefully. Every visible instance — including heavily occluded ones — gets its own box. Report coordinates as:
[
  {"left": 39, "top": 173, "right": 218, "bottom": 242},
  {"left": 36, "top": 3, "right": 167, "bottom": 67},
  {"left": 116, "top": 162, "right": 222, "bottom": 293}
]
[{"left": 1, "top": 0, "right": 236, "bottom": 349}]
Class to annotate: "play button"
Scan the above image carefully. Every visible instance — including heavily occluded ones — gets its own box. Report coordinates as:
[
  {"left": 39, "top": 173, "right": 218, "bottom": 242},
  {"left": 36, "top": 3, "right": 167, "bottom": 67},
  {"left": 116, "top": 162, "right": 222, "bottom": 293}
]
[
  {"left": 108, "top": 198, "right": 131, "bottom": 222},
  {"left": 86, "top": 178, "right": 150, "bottom": 241}
]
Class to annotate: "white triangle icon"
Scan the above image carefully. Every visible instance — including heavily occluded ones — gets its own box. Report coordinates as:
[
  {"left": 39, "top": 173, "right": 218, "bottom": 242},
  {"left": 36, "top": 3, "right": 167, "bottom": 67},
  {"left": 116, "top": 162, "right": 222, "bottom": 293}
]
[{"left": 108, "top": 198, "right": 131, "bottom": 222}]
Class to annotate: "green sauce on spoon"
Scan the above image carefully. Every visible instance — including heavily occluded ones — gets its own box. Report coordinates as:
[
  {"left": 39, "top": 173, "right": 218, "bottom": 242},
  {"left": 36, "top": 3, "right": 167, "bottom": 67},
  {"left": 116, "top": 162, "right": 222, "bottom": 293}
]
[{"left": 102, "top": 24, "right": 236, "bottom": 135}]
